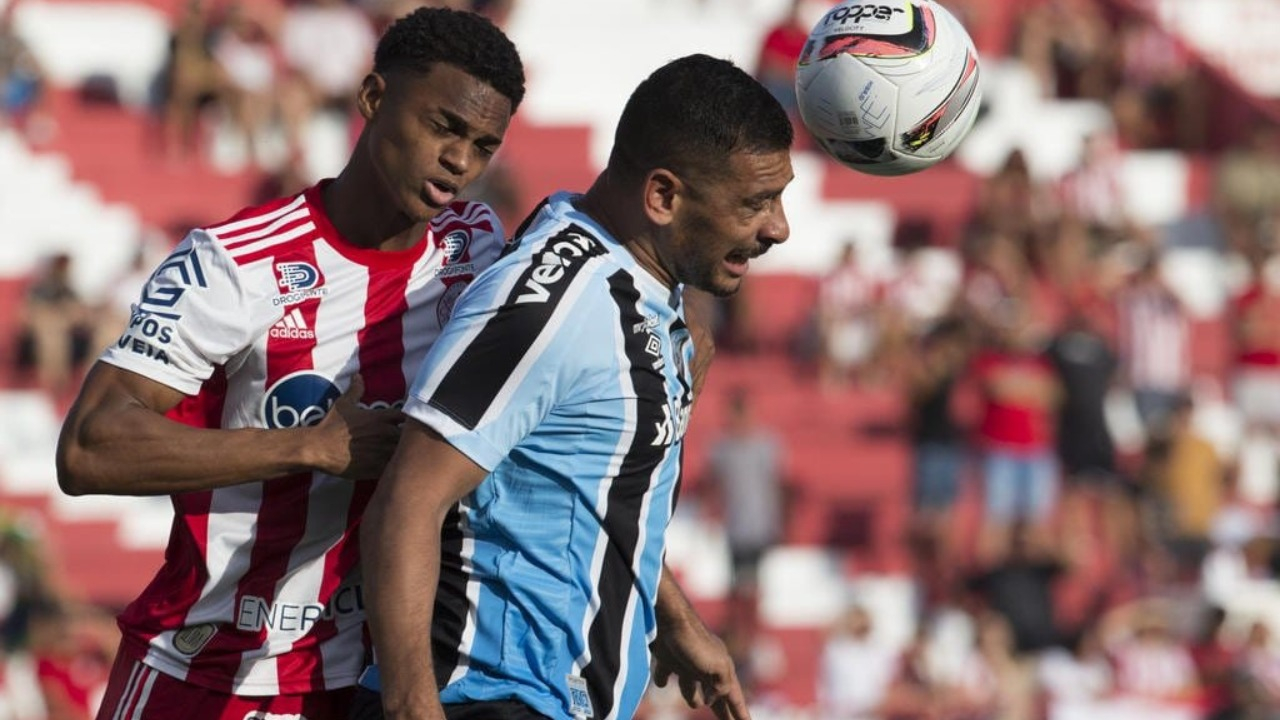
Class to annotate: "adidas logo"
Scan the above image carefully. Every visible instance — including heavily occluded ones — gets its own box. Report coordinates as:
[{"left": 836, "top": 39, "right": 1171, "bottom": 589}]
[{"left": 269, "top": 308, "right": 315, "bottom": 340}]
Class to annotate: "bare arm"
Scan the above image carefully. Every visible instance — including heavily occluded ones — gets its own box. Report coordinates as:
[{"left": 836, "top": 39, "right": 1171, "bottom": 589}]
[
  {"left": 362, "top": 419, "right": 488, "bottom": 720},
  {"left": 56, "top": 362, "right": 403, "bottom": 495},
  {"left": 651, "top": 565, "right": 751, "bottom": 720}
]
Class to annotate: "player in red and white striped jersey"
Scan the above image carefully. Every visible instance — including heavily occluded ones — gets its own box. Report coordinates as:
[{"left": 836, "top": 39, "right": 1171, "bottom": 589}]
[{"left": 55, "top": 8, "right": 524, "bottom": 719}]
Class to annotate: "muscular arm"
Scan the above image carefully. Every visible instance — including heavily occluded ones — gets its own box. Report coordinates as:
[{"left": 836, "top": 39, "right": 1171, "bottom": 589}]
[
  {"left": 56, "top": 363, "right": 402, "bottom": 495},
  {"left": 362, "top": 419, "right": 488, "bottom": 720},
  {"left": 652, "top": 565, "right": 751, "bottom": 720}
]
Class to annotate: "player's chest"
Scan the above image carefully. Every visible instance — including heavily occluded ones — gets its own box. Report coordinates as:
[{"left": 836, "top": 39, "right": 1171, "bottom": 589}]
[{"left": 247, "top": 257, "right": 473, "bottom": 368}]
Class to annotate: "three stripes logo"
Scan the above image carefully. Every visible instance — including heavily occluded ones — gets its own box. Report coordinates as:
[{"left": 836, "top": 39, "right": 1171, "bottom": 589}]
[{"left": 269, "top": 308, "right": 315, "bottom": 340}]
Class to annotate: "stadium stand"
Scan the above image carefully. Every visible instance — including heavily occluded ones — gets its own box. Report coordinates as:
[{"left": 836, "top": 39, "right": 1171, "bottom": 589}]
[{"left": 4, "top": 0, "right": 1280, "bottom": 715}]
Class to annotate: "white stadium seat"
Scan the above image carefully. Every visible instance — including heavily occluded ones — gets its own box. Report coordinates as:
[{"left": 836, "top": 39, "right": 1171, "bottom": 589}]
[{"left": 12, "top": 1, "right": 170, "bottom": 107}]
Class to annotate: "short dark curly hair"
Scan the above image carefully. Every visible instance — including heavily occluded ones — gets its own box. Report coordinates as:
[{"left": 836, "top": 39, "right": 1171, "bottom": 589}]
[
  {"left": 373, "top": 7, "right": 525, "bottom": 111},
  {"left": 610, "top": 54, "right": 792, "bottom": 182}
]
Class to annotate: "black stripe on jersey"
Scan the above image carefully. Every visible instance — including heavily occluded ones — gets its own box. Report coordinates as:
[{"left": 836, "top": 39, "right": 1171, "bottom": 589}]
[
  {"left": 667, "top": 315, "right": 694, "bottom": 516},
  {"left": 432, "top": 504, "right": 470, "bottom": 688},
  {"left": 668, "top": 315, "right": 694, "bottom": 406},
  {"left": 580, "top": 271, "right": 672, "bottom": 720},
  {"left": 428, "top": 224, "right": 607, "bottom": 430},
  {"left": 502, "top": 197, "right": 550, "bottom": 257}
]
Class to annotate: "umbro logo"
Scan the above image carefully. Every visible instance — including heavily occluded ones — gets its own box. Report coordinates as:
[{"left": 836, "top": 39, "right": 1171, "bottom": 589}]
[{"left": 269, "top": 308, "right": 315, "bottom": 340}]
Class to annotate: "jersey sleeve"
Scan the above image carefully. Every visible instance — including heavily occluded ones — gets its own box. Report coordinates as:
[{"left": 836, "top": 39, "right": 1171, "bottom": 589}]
[
  {"left": 464, "top": 201, "right": 508, "bottom": 270},
  {"left": 403, "top": 262, "right": 600, "bottom": 471},
  {"left": 99, "top": 230, "right": 253, "bottom": 395}
]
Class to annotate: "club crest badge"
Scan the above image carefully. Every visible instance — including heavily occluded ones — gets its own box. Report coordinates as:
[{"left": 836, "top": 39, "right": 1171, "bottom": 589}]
[
  {"left": 173, "top": 623, "right": 218, "bottom": 655},
  {"left": 437, "top": 281, "right": 468, "bottom": 327}
]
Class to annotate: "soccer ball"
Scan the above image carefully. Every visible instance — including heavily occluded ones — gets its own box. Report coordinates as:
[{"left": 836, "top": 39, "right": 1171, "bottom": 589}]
[{"left": 795, "top": 0, "right": 982, "bottom": 176}]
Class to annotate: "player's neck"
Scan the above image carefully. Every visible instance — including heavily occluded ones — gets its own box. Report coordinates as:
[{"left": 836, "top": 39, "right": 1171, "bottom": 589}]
[
  {"left": 574, "top": 174, "right": 620, "bottom": 239},
  {"left": 577, "top": 173, "right": 675, "bottom": 289},
  {"left": 322, "top": 175, "right": 423, "bottom": 251}
]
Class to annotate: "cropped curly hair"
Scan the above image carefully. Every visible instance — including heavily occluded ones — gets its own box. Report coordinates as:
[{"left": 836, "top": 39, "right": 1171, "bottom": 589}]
[
  {"left": 611, "top": 54, "right": 791, "bottom": 181},
  {"left": 373, "top": 7, "right": 525, "bottom": 111}
]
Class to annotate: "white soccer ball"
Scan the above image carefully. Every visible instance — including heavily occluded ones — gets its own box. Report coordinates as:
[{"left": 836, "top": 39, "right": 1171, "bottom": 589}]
[{"left": 795, "top": 0, "right": 983, "bottom": 176}]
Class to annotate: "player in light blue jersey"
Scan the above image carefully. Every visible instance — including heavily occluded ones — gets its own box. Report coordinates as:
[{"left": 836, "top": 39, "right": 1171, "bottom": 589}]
[{"left": 355, "top": 54, "right": 795, "bottom": 720}]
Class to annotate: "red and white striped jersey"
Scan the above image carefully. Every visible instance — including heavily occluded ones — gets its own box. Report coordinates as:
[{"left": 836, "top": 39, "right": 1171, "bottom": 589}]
[
  {"left": 98, "top": 183, "right": 505, "bottom": 696},
  {"left": 1111, "top": 639, "right": 1198, "bottom": 700},
  {"left": 1115, "top": 282, "right": 1191, "bottom": 392}
]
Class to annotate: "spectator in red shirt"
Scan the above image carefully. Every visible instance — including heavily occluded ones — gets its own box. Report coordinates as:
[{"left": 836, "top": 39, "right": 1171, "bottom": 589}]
[
  {"left": 968, "top": 318, "right": 1062, "bottom": 562},
  {"left": 1230, "top": 253, "right": 1280, "bottom": 437},
  {"left": 1189, "top": 605, "right": 1242, "bottom": 720},
  {"left": 754, "top": 0, "right": 808, "bottom": 131},
  {"left": 30, "top": 603, "right": 113, "bottom": 720}
]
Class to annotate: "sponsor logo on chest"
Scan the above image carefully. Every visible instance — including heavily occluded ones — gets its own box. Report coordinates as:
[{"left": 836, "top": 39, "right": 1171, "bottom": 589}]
[
  {"left": 262, "top": 372, "right": 342, "bottom": 429},
  {"left": 261, "top": 372, "right": 404, "bottom": 429},
  {"left": 516, "top": 231, "right": 597, "bottom": 304},
  {"left": 235, "top": 584, "right": 364, "bottom": 634},
  {"left": 272, "top": 261, "right": 328, "bottom": 307}
]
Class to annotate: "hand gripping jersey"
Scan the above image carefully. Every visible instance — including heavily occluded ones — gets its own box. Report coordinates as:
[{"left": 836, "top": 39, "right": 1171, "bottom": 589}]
[
  {"left": 99, "top": 183, "right": 505, "bottom": 695},
  {"left": 359, "top": 192, "right": 696, "bottom": 720}
]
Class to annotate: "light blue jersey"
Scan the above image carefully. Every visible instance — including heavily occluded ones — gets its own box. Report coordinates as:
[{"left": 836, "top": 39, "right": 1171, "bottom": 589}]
[{"left": 360, "top": 192, "right": 696, "bottom": 720}]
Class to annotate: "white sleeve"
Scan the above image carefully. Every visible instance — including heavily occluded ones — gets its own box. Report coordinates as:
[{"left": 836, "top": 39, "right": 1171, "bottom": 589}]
[{"left": 99, "top": 230, "right": 253, "bottom": 395}]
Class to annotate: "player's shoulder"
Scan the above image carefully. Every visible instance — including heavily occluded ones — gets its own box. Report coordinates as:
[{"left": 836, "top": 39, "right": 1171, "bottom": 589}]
[
  {"left": 470, "top": 205, "right": 621, "bottom": 316},
  {"left": 505, "top": 194, "right": 613, "bottom": 260},
  {"left": 201, "top": 189, "right": 312, "bottom": 242},
  {"left": 433, "top": 199, "right": 501, "bottom": 232},
  {"left": 431, "top": 200, "right": 506, "bottom": 254},
  {"left": 191, "top": 186, "right": 329, "bottom": 269}
]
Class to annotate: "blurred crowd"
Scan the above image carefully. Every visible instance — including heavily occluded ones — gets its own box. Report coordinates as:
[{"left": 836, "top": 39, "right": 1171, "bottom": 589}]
[
  {"left": 151, "top": 0, "right": 521, "bottom": 215},
  {"left": 4, "top": 0, "right": 1280, "bottom": 719},
  {"left": 0, "top": 511, "right": 115, "bottom": 720},
  {"left": 2, "top": 0, "right": 524, "bottom": 408},
  {"left": 668, "top": 2, "right": 1280, "bottom": 720},
  {"left": 0, "top": 2, "right": 50, "bottom": 143},
  {"left": 0, "top": 0, "right": 522, "bottom": 214}
]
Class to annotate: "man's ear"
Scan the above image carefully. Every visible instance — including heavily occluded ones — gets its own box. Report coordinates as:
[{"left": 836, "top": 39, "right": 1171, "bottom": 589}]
[
  {"left": 642, "top": 169, "right": 681, "bottom": 227},
  {"left": 356, "top": 72, "right": 387, "bottom": 121}
]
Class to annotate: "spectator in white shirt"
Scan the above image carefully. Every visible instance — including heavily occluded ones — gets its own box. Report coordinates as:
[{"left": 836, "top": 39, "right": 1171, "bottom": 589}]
[
  {"left": 276, "top": 0, "right": 376, "bottom": 158},
  {"left": 818, "top": 605, "right": 899, "bottom": 720}
]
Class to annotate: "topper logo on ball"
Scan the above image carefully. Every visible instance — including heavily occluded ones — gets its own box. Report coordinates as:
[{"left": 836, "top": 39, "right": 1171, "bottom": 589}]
[{"left": 824, "top": 4, "right": 905, "bottom": 26}]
